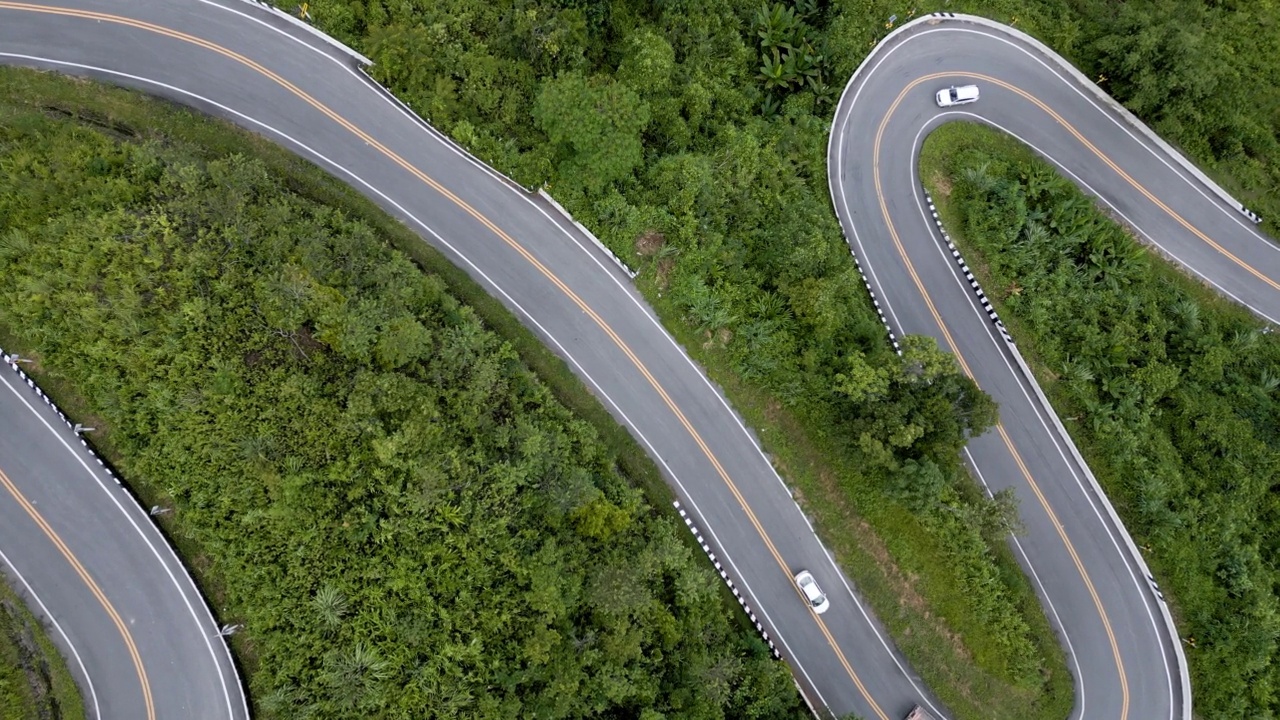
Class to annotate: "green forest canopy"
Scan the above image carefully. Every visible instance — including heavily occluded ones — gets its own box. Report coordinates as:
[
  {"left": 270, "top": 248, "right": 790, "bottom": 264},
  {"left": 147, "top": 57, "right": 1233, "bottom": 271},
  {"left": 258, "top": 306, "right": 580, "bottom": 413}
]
[
  {"left": 923, "top": 122, "right": 1280, "bottom": 718},
  {"left": 3, "top": 0, "right": 1275, "bottom": 712},
  {"left": 300, "top": 0, "right": 1280, "bottom": 716},
  {"left": 0, "top": 84, "right": 807, "bottom": 719}
]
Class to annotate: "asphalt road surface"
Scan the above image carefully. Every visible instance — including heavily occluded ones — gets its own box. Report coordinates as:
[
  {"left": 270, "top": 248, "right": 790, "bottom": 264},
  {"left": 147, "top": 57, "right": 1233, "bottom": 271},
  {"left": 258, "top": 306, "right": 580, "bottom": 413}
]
[
  {"left": 2, "top": 3, "right": 1272, "bottom": 719},
  {"left": 0, "top": 356, "right": 248, "bottom": 719},
  {"left": 829, "top": 13, "right": 1279, "bottom": 720}
]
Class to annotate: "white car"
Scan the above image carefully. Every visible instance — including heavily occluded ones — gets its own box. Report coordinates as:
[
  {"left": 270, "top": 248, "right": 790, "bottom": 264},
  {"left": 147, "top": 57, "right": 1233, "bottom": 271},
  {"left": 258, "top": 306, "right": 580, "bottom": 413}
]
[
  {"left": 794, "top": 570, "right": 830, "bottom": 614},
  {"left": 935, "top": 84, "right": 980, "bottom": 107},
  {"left": 905, "top": 705, "right": 938, "bottom": 720}
]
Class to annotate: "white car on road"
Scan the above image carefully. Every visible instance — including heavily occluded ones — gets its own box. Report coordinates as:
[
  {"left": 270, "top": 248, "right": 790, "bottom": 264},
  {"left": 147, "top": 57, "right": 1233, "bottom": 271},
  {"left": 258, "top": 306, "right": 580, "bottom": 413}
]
[
  {"left": 794, "top": 570, "right": 830, "bottom": 614},
  {"left": 935, "top": 84, "right": 979, "bottom": 107}
]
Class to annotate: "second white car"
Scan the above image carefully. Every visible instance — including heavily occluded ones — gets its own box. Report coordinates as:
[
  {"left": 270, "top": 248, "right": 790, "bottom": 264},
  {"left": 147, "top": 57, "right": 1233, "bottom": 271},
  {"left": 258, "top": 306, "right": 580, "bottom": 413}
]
[{"left": 794, "top": 570, "right": 830, "bottom": 614}]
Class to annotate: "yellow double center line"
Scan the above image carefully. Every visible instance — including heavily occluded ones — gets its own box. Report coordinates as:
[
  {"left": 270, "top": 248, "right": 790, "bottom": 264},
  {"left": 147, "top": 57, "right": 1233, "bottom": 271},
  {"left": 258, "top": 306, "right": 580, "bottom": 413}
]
[
  {"left": 870, "top": 69, "right": 1239, "bottom": 720},
  {"left": 0, "top": 3, "right": 889, "bottom": 717},
  {"left": 0, "top": 464, "right": 153, "bottom": 719},
  {"left": 969, "top": 72, "right": 1278, "bottom": 293}
]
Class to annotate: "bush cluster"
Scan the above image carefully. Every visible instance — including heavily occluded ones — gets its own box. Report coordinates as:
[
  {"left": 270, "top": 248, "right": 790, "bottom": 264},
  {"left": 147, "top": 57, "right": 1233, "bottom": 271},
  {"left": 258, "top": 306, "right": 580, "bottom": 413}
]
[
  {"left": 933, "top": 124, "right": 1280, "bottom": 718},
  {"left": 0, "top": 107, "right": 807, "bottom": 720}
]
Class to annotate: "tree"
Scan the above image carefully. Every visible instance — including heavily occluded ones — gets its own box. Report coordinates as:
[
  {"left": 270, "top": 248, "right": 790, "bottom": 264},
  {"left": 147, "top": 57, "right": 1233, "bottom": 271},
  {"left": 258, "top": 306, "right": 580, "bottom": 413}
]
[
  {"left": 617, "top": 28, "right": 676, "bottom": 98},
  {"left": 1085, "top": 0, "right": 1249, "bottom": 159},
  {"left": 533, "top": 71, "right": 651, "bottom": 193}
]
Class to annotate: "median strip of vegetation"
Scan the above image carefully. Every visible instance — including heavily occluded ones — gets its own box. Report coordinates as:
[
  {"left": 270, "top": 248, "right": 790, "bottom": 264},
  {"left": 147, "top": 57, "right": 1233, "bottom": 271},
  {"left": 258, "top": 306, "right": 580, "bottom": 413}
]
[
  {"left": 301, "top": 1, "right": 1075, "bottom": 716},
  {"left": 0, "top": 572, "right": 85, "bottom": 720},
  {"left": 922, "top": 120, "right": 1280, "bottom": 719},
  {"left": 0, "top": 67, "right": 809, "bottom": 719}
]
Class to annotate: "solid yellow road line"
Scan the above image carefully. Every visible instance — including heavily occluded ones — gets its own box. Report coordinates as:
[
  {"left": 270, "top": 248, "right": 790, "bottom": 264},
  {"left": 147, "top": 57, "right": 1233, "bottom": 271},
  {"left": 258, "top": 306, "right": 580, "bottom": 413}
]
[
  {"left": 872, "top": 72, "right": 1134, "bottom": 719},
  {"left": 969, "top": 72, "right": 1279, "bottom": 293},
  {"left": 0, "top": 3, "right": 888, "bottom": 716},
  {"left": 0, "top": 464, "right": 153, "bottom": 720}
]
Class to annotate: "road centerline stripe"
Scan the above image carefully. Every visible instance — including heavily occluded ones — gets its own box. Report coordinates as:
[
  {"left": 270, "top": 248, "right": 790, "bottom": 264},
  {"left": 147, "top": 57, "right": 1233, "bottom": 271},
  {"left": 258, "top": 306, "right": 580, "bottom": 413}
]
[
  {"left": 0, "top": 3, "right": 890, "bottom": 716},
  {"left": 0, "top": 464, "right": 153, "bottom": 719},
  {"left": 870, "top": 71, "right": 1131, "bottom": 720},
  {"left": 975, "top": 71, "right": 1277, "bottom": 292}
]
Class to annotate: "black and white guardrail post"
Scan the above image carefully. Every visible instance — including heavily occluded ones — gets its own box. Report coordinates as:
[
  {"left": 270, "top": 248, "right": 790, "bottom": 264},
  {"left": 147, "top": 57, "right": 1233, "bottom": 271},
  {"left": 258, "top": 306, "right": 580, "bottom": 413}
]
[
  {"left": 916, "top": 183, "right": 1192, "bottom": 717},
  {"left": 672, "top": 500, "right": 781, "bottom": 660},
  {"left": 1, "top": 347, "right": 127, "bottom": 486},
  {"left": 848, "top": 248, "right": 903, "bottom": 356},
  {"left": 921, "top": 186, "right": 1015, "bottom": 344},
  {"left": 1, "top": 344, "right": 249, "bottom": 688}
]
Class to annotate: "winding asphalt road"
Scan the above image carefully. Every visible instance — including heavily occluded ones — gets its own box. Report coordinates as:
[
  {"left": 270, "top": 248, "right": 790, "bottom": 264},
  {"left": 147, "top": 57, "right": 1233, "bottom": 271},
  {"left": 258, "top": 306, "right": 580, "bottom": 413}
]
[
  {"left": 0, "top": 356, "right": 249, "bottom": 720},
  {"left": 1, "top": 3, "right": 1273, "bottom": 719},
  {"left": 829, "top": 13, "right": 1278, "bottom": 720}
]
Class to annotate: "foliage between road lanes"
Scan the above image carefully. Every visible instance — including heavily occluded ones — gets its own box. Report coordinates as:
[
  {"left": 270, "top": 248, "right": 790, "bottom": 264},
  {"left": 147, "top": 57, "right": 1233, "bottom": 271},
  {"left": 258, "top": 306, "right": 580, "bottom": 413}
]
[
  {"left": 0, "top": 68, "right": 810, "bottom": 720},
  {"left": 922, "top": 121, "right": 1280, "bottom": 719},
  {"left": 305, "top": 0, "right": 1280, "bottom": 716},
  {"left": 302, "top": 0, "right": 1078, "bottom": 717},
  {"left": 0, "top": 572, "right": 86, "bottom": 720}
]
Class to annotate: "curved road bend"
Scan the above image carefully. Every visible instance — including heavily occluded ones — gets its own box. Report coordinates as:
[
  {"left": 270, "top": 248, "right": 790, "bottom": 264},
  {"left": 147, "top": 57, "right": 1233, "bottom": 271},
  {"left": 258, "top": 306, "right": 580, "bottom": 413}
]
[
  {"left": 4, "top": 3, "right": 1268, "bottom": 720},
  {"left": 0, "top": 1, "right": 936, "bottom": 718},
  {"left": 0, "top": 355, "right": 248, "bottom": 719},
  {"left": 830, "top": 12, "right": 1280, "bottom": 720}
]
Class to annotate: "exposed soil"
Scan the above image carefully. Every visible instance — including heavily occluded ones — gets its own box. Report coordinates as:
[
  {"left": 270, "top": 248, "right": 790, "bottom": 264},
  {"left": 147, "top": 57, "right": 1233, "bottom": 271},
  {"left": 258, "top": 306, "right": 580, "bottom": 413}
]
[
  {"left": 931, "top": 168, "right": 954, "bottom": 198},
  {"left": 634, "top": 229, "right": 665, "bottom": 256}
]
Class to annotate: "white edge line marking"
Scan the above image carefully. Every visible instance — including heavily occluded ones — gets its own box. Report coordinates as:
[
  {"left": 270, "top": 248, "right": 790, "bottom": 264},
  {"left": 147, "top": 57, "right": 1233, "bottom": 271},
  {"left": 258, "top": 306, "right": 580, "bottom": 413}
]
[
  {"left": 0, "top": 362, "right": 240, "bottom": 719},
  {"left": 0, "top": 52, "right": 836, "bottom": 712},
  {"left": 910, "top": 112, "right": 1175, "bottom": 718},
  {"left": 0, "top": 546, "right": 101, "bottom": 720},
  {"left": 963, "top": 447, "right": 1085, "bottom": 720}
]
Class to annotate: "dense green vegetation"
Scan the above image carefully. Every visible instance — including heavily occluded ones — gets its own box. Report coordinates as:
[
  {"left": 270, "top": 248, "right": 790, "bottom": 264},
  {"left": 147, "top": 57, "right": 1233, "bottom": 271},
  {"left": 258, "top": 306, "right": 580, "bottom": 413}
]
[
  {"left": 305, "top": 0, "right": 1088, "bottom": 717},
  {"left": 297, "top": 0, "right": 1280, "bottom": 714},
  {"left": 922, "top": 121, "right": 1280, "bottom": 719},
  {"left": 11, "top": 0, "right": 1275, "bottom": 712},
  {"left": 0, "top": 70, "right": 809, "bottom": 719},
  {"left": 1058, "top": 0, "right": 1280, "bottom": 235},
  {"left": 0, "top": 575, "right": 85, "bottom": 720}
]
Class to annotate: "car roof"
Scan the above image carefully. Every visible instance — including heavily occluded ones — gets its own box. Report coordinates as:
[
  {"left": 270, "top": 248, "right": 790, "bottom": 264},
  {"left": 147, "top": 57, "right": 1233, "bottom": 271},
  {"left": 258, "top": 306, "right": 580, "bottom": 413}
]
[
  {"left": 798, "top": 574, "right": 822, "bottom": 596},
  {"left": 955, "top": 84, "right": 979, "bottom": 99}
]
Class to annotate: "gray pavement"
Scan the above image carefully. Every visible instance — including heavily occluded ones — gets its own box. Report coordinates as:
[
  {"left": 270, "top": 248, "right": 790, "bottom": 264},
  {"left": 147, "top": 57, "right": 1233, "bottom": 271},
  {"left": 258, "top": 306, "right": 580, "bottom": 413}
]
[
  {"left": 2, "top": 4, "right": 1271, "bottom": 720},
  {"left": 0, "top": 353, "right": 247, "bottom": 720},
  {"left": 830, "top": 13, "right": 1279, "bottom": 720}
]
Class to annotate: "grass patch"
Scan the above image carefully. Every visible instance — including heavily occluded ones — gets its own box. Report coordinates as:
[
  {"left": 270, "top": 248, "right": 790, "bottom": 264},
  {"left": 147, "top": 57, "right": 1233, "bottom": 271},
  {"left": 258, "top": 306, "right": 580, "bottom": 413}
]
[
  {"left": 922, "top": 119, "right": 1280, "bottom": 718},
  {"left": 0, "top": 572, "right": 86, "bottom": 720},
  {"left": 0, "top": 65, "right": 806, "bottom": 717}
]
